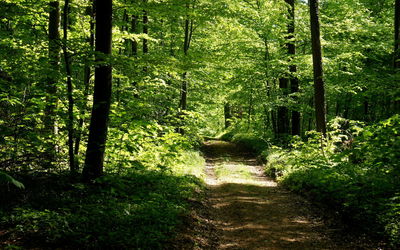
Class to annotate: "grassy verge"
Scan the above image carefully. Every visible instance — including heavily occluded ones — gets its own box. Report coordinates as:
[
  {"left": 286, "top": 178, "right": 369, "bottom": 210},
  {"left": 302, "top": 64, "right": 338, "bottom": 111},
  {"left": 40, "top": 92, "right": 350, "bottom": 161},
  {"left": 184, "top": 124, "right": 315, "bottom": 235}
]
[{"left": 0, "top": 151, "right": 206, "bottom": 249}]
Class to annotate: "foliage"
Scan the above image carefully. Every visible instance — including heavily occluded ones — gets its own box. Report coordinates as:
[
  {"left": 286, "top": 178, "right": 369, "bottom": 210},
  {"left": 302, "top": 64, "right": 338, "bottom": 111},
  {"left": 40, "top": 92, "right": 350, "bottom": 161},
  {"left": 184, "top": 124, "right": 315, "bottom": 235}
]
[
  {"left": 264, "top": 115, "right": 400, "bottom": 245},
  {"left": 0, "top": 0, "right": 400, "bottom": 247},
  {"left": 0, "top": 152, "right": 205, "bottom": 249},
  {"left": 0, "top": 171, "right": 24, "bottom": 189}
]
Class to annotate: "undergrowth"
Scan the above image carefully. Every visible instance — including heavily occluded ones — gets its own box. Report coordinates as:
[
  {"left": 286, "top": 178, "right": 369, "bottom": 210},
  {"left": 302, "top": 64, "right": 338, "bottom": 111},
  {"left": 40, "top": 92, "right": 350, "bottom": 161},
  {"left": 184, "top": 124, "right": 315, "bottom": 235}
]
[
  {"left": 263, "top": 115, "right": 400, "bottom": 246},
  {"left": 0, "top": 121, "right": 206, "bottom": 249}
]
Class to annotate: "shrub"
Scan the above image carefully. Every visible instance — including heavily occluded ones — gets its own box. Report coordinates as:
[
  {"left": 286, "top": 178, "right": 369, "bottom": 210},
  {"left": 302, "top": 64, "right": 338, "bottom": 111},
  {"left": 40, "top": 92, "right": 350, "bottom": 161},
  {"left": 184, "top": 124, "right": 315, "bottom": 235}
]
[{"left": 264, "top": 115, "right": 400, "bottom": 246}]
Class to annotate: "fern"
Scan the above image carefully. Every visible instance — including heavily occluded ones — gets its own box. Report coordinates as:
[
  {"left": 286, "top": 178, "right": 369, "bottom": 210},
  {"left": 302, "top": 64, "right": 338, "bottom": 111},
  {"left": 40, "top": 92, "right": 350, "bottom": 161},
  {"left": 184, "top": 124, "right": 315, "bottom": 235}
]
[{"left": 0, "top": 171, "right": 24, "bottom": 189}]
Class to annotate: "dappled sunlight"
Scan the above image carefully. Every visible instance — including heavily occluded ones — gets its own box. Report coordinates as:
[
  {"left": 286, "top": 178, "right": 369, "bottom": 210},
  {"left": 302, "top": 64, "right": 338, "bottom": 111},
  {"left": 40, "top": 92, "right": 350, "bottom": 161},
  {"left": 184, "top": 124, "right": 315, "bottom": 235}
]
[{"left": 202, "top": 140, "right": 337, "bottom": 249}]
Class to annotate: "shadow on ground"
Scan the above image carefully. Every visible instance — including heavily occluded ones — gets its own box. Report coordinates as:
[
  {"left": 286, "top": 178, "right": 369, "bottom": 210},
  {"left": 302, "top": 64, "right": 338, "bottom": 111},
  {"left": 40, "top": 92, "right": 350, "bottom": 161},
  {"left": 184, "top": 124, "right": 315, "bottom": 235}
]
[{"left": 200, "top": 140, "right": 348, "bottom": 249}]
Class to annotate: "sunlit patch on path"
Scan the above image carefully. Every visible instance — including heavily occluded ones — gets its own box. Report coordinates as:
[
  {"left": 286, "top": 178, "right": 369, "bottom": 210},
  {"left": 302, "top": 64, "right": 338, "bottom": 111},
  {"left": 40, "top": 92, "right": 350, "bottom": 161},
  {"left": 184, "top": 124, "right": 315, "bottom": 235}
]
[{"left": 202, "top": 140, "right": 340, "bottom": 249}]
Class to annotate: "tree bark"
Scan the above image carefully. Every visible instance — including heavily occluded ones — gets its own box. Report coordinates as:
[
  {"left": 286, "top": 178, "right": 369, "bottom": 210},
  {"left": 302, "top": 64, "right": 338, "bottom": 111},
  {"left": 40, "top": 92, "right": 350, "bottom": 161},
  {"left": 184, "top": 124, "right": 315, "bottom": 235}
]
[
  {"left": 45, "top": 1, "right": 61, "bottom": 135},
  {"left": 83, "top": 0, "right": 113, "bottom": 181},
  {"left": 286, "top": 0, "right": 300, "bottom": 136},
  {"left": 224, "top": 103, "right": 232, "bottom": 129},
  {"left": 177, "top": 3, "right": 193, "bottom": 135},
  {"left": 62, "top": 0, "right": 76, "bottom": 174},
  {"left": 309, "top": 0, "right": 327, "bottom": 136},
  {"left": 395, "top": 0, "right": 400, "bottom": 68},
  {"left": 132, "top": 14, "right": 138, "bottom": 56},
  {"left": 143, "top": 0, "right": 148, "bottom": 54}
]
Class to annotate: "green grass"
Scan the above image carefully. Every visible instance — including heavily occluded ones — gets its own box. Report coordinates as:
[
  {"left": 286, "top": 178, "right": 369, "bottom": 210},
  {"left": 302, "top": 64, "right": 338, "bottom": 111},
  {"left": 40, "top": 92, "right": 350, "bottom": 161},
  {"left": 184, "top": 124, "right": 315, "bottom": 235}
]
[
  {"left": 214, "top": 162, "right": 253, "bottom": 183},
  {"left": 173, "top": 151, "right": 206, "bottom": 179}
]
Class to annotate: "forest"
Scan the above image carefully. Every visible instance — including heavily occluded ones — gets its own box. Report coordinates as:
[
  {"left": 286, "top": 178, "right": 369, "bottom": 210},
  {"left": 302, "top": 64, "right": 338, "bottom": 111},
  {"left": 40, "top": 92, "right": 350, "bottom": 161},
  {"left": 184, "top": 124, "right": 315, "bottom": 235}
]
[{"left": 0, "top": 0, "right": 399, "bottom": 249}]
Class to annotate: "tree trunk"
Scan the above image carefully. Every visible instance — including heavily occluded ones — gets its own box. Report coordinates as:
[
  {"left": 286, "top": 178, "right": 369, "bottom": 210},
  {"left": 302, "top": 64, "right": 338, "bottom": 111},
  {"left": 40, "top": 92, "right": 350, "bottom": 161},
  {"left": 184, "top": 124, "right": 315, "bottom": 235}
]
[
  {"left": 309, "top": 0, "right": 327, "bottom": 136},
  {"left": 224, "top": 103, "right": 232, "bottom": 129},
  {"left": 132, "top": 14, "right": 138, "bottom": 56},
  {"left": 44, "top": 0, "right": 61, "bottom": 164},
  {"left": 177, "top": 4, "right": 193, "bottom": 135},
  {"left": 62, "top": 0, "right": 76, "bottom": 174},
  {"left": 45, "top": 0, "right": 60, "bottom": 137},
  {"left": 395, "top": 0, "right": 400, "bottom": 68},
  {"left": 143, "top": 0, "right": 148, "bottom": 54},
  {"left": 82, "top": 0, "right": 113, "bottom": 181},
  {"left": 286, "top": 0, "right": 300, "bottom": 136}
]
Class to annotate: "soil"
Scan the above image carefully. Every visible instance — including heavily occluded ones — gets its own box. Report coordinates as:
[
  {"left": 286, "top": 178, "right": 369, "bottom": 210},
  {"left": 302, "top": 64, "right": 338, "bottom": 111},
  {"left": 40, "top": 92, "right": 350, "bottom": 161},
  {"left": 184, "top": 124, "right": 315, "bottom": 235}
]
[{"left": 188, "top": 140, "right": 382, "bottom": 250}]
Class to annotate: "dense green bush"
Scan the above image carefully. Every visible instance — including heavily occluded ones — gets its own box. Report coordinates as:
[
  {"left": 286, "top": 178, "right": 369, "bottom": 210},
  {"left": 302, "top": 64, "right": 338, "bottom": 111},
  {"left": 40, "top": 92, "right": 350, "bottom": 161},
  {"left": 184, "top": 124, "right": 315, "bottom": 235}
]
[
  {"left": 231, "top": 133, "right": 271, "bottom": 154},
  {"left": 264, "top": 115, "right": 400, "bottom": 245}
]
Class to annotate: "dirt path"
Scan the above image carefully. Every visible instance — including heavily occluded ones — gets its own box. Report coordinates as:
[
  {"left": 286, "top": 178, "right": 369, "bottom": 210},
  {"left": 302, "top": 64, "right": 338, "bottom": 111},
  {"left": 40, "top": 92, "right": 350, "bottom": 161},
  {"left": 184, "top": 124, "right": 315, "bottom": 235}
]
[{"left": 201, "top": 140, "right": 348, "bottom": 250}]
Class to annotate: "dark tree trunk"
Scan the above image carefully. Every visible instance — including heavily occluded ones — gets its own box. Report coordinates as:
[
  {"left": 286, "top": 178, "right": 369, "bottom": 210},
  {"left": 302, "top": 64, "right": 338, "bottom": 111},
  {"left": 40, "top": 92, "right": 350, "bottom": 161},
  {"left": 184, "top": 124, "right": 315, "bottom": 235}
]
[
  {"left": 224, "top": 103, "right": 232, "bottom": 129},
  {"left": 45, "top": 0, "right": 60, "bottom": 135},
  {"left": 277, "top": 78, "right": 289, "bottom": 135},
  {"left": 132, "top": 14, "right": 138, "bottom": 56},
  {"left": 62, "top": 0, "right": 76, "bottom": 174},
  {"left": 309, "top": 0, "right": 327, "bottom": 136},
  {"left": 83, "top": 0, "right": 113, "bottom": 181},
  {"left": 143, "top": 0, "right": 148, "bottom": 54},
  {"left": 364, "top": 98, "right": 369, "bottom": 121},
  {"left": 395, "top": 0, "right": 400, "bottom": 68},
  {"left": 286, "top": 0, "right": 300, "bottom": 136},
  {"left": 343, "top": 95, "right": 351, "bottom": 119},
  {"left": 177, "top": 4, "right": 193, "bottom": 135},
  {"left": 44, "top": 0, "right": 61, "bottom": 165}
]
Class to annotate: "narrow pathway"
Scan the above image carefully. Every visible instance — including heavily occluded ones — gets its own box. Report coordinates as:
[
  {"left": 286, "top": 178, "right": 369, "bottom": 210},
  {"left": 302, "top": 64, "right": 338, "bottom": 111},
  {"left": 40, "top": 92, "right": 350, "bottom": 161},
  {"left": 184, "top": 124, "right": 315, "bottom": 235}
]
[{"left": 202, "top": 140, "right": 343, "bottom": 250}]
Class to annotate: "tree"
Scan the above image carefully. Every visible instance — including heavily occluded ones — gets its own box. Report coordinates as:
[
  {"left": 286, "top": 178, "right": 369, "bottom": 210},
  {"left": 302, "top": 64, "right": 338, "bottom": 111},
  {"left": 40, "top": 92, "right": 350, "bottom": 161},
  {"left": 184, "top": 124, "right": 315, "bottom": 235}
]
[
  {"left": 44, "top": 0, "right": 61, "bottom": 149},
  {"left": 62, "top": 0, "right": 76, "bottom": 174},
  {"left": 82, "top": 0, "right": 113, "bottom": 181},
  {"left": 143, "top": 0, "right": 149, "bottom": 54},
  {"left": 309, "top": 0, "right": 326, "bottom": 136},
  {"left": 286, "top": 0, "right": 300, "bottom": 136},
  {"left": 395, "top": 0, "right": 400, "bottom": 68},
  {"left": 177, "top": 1, "right": 194, "bottom": 135}
]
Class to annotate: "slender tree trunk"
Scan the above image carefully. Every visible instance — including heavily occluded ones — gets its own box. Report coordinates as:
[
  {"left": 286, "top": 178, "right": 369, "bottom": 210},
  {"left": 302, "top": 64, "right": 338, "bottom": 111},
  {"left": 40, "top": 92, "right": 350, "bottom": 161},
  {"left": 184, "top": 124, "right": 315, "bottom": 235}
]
[
  {"left": 394, "top": 0, "right": 400, "bottom": 111},
  {"left": 62, "top": 0, "right": 76, "bottom": 174},
  {"left": 177, "top": 4, "right": 193, "bottom": 135},
  {"left": 224, "top": 103, "right": 232, "bottom": 129},
  {"left": 262, "top": 39, "right": 276, "bottom": 135},
  {"left": 286, "top": 0, "right": 300, "bottom": 136},
  {"left": 83, "top": 0, "right": 113, "bottom": 181},
  {"left": 43, "top": 0, "right": 61, "bottom": 166},
  {"left": 309, "top": 0, "right": 327, "bottom": 136},
  {"left": 343, "top": 95, "right": 351, "bottom": 119},
  {"left": 45, "top": 0, "right": 60, "bottom": 140},
  {"left": 74, "top": 0, "right": 95, "bottom": 157},
  {"left": 132, "top": 14, "right": 138, "bottom": 56},
  {"left": 395, "top": 0, "right": 400, "bottom": 68},
  {"left": 143, "top": 0, "right": 148, "bottom": 54}
]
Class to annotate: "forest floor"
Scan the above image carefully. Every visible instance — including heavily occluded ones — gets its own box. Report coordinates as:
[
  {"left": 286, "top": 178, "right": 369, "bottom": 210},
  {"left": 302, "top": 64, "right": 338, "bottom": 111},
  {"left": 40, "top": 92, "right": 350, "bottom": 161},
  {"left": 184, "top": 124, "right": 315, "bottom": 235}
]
[{"left": 187, "top": 140, "right": 379, "bottom": 250}]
